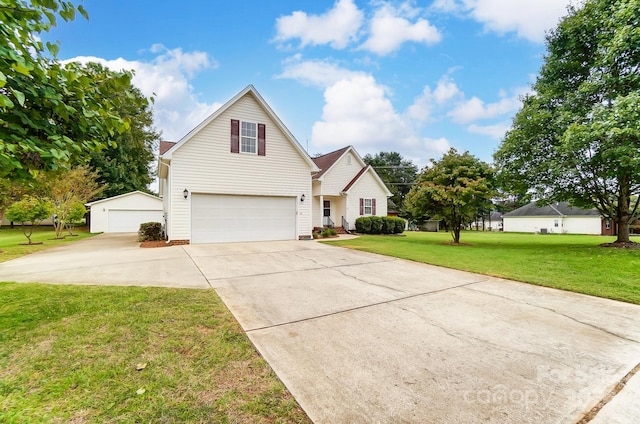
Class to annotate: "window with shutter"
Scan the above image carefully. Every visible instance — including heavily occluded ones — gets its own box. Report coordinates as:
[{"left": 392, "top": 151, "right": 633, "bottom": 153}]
[
  {"left": 258, "top": 123, "right": 266, "bottom": 156},
  {"left": 230, "top": 119, "right": 239, "bottom": 153}
]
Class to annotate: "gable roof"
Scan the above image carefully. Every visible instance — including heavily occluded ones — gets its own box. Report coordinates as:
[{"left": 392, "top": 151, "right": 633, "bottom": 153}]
[
  {"left": 159, "top": 141, "right": 176, "bottom": 155},
  {"left": 312, "top": 146, "right": 351, "bottom": 180},
  {"left": 85, "top": 190, "right": 161, "bottom": 206},
  {"left": 503, "top": 202, "right": 600, "bottom": 217},
  {"left": 312, "top": 145, "right": 364, "bottom": 180},
  {"left": 342, "top": 165, "right": 393, "bottom": 196},
  {"left": 160, "top": 85, "right": 319, "bottom": 172}
]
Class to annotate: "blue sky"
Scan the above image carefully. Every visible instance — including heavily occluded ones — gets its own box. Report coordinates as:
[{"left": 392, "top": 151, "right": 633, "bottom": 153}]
[{"left": 44, "top": 0, "right": 575, "bottom": 167}]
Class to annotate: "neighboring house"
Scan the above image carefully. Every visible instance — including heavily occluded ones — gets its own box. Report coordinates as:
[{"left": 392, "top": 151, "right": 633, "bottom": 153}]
[
  {"left": 469, "top": 211, "right": 503, "bottom": 231},
  {"left": 86, "top": 191, "right": 163, "bottom": 233},
  {"left": 311, "top": 146, "right": 392, "bottom": 232},
  {"left": 158, "top": 85, "right": 319, "bottom": 244},
  {"left": 502, "top": 202, "right": 602, "bottom": 235}
]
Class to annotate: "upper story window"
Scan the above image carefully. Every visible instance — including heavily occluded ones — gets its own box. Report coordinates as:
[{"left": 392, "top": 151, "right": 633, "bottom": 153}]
[{"left": 241, "top": 121, "right": 257, "bottom": 154}]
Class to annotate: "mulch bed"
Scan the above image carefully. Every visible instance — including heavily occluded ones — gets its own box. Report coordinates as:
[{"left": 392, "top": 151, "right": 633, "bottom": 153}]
[
  {"left": 599, "top": 241, "right": 640, "bottom": 249},
  {"left": 140, "top": 240, "right": 170, "bottom": 248}
]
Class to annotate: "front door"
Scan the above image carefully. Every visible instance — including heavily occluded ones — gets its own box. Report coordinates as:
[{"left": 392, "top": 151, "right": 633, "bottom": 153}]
[{"left": 323, "top": 200, "right": 331, "bottom": 226}]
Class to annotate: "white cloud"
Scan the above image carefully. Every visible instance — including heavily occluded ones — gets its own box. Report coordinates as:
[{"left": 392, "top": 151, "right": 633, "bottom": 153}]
[
  {"left": 276, "top": 55, "right": 365, "bottom": 88},
  {"left": 274, "top": 0, "right": 364, "bottom": 49},
  {"left": 407, "top": 75, "right": 462, "bottom": 122},
  {"left": 360, "top": 2, "right": 441, "bottom": 55},
  {"left": 467, "top": 121, "right": 511, "bottom": 139},
  {"left": 311, "top": 76, "right": 408, "bottom": 150},
  {"left": 307, "top": 75, "right": 452, "bottom": 164},
  {"left": 65, "top": 45, "right": 221, "bottom": 141},
  {"left": 434, "top": 0, "right": 573, "bottom": 42},
  {"left": 447, "top": 90, "right": 523, "bottom": 124}
]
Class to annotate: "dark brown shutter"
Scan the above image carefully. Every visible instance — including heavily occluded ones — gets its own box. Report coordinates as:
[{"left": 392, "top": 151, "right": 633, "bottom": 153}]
[
  {"left": 359, "top": 198, "right": 364, "bottom": 215},
  {"left": 258, "top": 123, "right": 266, "bottom": 156},
  {"left": 230, "top": 119, "right": 239, "bottom": 153},
  {"left": 372, "top": 198, "right": 377, "bottom": 215}
]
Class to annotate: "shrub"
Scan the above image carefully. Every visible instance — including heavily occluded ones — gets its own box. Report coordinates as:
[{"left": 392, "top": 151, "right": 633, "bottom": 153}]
[
  {"left": 355, "top": 216, "right": 405, "bottom": 234},
  {"left": 394, "top": 217, "right": 406, "bottom": 234},
  {"left": 355, "top": 217, "right": 371, "bottom": 234},
  {"left": 381, "top": 217, "right": 395, "bottom": 234},
  {"left": 138, "top": 222, "right": 164, "bottom": 242},
  {"left": 321, "top": 228, "right": 337, "bottom": 238},
  {"left": 369, "top": 216, "right": 383, "bottom": 234}
]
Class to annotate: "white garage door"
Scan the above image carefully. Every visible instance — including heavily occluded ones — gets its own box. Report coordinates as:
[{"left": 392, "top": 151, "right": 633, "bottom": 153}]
[
  {"left": 108, "top": 210, "right": 164, "bottom": 233},
  {"left": 191, "top": 194, "right": 296, "bottom": 244}
]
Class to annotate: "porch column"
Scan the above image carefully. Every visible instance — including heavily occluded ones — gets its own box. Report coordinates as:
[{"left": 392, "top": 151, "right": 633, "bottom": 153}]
[{"left": 319, "top": 195, "right": 323, "bottom": 228}]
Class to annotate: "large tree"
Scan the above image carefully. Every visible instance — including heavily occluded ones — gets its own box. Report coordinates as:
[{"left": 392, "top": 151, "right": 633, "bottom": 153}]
[
  {"left": 494, "top": 0, "right": 640, "bottom": 244},
  {"left": 1, "top": 1, "right": 149, "bottom": 181},
  {"left": 405, "top": 149, "right": 494, "bottom": 244},
  {"left": 363, "top": 152, "right": 417, "bottom": 215},
  {"left": 87, "top": 64, "right": 159, "bottom": 198}
]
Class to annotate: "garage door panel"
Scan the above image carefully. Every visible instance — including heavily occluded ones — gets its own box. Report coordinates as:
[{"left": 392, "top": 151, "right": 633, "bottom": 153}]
[
  {"left": 108, "top": 210, "right": 164, "bottom": 233},
  {"left": 191, "top": 194, "right": 296, "bottom": 244}
]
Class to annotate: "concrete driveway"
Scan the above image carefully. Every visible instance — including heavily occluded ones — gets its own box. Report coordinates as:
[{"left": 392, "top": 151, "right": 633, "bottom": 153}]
[{"left": 1, "top": 233, "right": 639, "bottom": 423}]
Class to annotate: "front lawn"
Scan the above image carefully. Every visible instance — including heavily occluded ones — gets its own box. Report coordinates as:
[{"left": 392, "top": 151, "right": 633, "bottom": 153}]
[
  {"left": 326, "top": 231, "right": 640, "bottom": 305},
  {"left": 0, "top": 226, "right": 95, "bottom": 263},
  {"left": 0, "top": 283, "right": 310, "bottom": 423}
]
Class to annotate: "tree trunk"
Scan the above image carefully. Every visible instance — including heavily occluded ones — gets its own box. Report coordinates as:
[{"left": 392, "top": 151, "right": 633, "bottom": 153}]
[
  {"left": 615, "top": 181, "right": 631, "bottom": 243},
  {"left": 452, "top": 226, "right": 461, "bottom": 243}
]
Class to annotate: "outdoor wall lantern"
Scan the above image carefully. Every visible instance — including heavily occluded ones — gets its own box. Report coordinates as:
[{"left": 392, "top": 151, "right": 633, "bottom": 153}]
[
  {"left": 300, "top": 194, "right": 306, "bottom": 202},
  {"left": 183, "top": 188, "right": 189, "bottom": 199}
]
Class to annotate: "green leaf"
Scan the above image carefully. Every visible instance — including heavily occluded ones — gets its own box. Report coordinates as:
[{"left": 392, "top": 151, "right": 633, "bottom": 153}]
[
  {"left": 12, "top": 62, "right": 31, "bottom": 76},
  {"left": 46, "top": 41, "right": 60, "bottom": 57},
  {"left": 10, "top": 89, "right": 26, "bottom": 107}
]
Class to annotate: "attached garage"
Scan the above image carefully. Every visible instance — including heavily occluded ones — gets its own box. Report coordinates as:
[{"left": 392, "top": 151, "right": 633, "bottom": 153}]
[
  {"left": 191, "top": 194, "right": 296, "bottom": 244},
  {"left": 86, "top": 191, "right": 164, "bottom": 233}
]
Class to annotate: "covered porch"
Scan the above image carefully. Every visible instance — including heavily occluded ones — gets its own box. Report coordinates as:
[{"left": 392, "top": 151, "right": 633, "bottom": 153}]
[{"left": 313, "top": 195, "right": 350, "bottom": 232}]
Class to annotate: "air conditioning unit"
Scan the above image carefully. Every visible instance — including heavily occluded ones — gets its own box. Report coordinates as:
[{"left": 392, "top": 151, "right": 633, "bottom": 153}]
[{"left": 540, "top": 228, "right": 548, "bottom": 234}]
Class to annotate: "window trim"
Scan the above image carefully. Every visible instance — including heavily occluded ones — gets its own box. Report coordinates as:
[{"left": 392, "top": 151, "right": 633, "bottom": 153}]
[
  {"left": 240, "top": 121, "right": 257, "bottom": 154},
  {"left": 363, "top": 198, "right": 372, "bottom": 215}
]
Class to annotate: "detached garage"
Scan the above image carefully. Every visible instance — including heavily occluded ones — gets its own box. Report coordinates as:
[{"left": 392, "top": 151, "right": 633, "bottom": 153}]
[{"left": 86, "top": 191, "right": 163, "bottom": 233}]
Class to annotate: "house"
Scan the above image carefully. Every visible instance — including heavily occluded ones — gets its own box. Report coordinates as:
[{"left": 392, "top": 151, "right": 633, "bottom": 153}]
[
  {"left": 158, "top": 85, "right": 320, "bottom": 244},
  {"left": 86, "top": 191, "right": 163, "bottom": 233},
  {"left": 311, "top": 146, "right": 392, "bottom": 232},
  {"left": 502, "top": 202, "right": 603, "bottom": 234}
]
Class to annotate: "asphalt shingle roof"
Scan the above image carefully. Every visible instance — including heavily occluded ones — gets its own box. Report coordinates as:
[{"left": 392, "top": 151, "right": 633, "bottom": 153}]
[{"left": 503, "top": 202, "right": 600, "bottom": 217}]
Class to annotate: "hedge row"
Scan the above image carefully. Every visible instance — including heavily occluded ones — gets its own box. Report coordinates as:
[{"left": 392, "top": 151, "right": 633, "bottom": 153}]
[{"left": 355, "top": 216, "right": 405, "bottom": 234}]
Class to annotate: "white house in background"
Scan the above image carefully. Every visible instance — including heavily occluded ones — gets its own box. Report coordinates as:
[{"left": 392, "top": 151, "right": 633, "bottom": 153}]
[
  {"left": 158, "top": 85, "right": 319, "bottom": 244},
  {"left": 311, "top": 146, "right": 392, "bottom": 232},
  {"left": 86, "top": 191, "right": 163, "bottom": 233},
  {"left": 502, "top": 202, "right": 602, "bottom": 235}
]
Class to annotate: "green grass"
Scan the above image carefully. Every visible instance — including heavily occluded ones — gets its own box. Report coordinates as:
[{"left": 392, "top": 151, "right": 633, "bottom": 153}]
[
  {"left": 326, "top": 231, "right": 640, "bottom": 305},
  {"left": 0, "top": 226, "right": 96, "bottom": 263},
  {"left": 0, "top": 283, "right": 310, "bottom": 423}
]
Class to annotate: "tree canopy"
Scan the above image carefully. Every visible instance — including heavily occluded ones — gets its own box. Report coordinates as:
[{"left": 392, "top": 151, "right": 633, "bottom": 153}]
[
  {"left": 86, "top": 64, "right": 159, "bottom": 198},
  {"left": 494, "top": 0, "right": 640, "bottom": 244},
  {"left": 1, "top": 0, "right": 150, "bottom": 181},
  {"left": 405, "top": 149, "right": 494, "bottom": 244},
  {"left": 363, "top": 151, "right": 417, "bottom": 215}
]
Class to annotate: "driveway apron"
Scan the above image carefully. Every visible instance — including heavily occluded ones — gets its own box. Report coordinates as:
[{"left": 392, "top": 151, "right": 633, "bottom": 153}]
[{"left": 185, "top": 240, "right": 640, "bottom": 424}]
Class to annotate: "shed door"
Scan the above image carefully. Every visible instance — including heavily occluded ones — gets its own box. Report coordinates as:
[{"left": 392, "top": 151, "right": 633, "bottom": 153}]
[
  {"left": 107, "top": 210, "right": 163, "bottom": 233},
  {"left": 191, "top": 194, "right": 296, "bottom": 244}
]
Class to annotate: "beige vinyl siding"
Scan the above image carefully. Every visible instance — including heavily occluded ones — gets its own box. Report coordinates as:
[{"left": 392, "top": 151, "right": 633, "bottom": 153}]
[
  {"left": 168, "top": 93, "right": 312, "bottom": 241},
  {"left": 345, "top": 171, "right": 389, "bottom": 225},
  {"left": 320, "top": 151, "right": 361, "bottom": 195}
]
